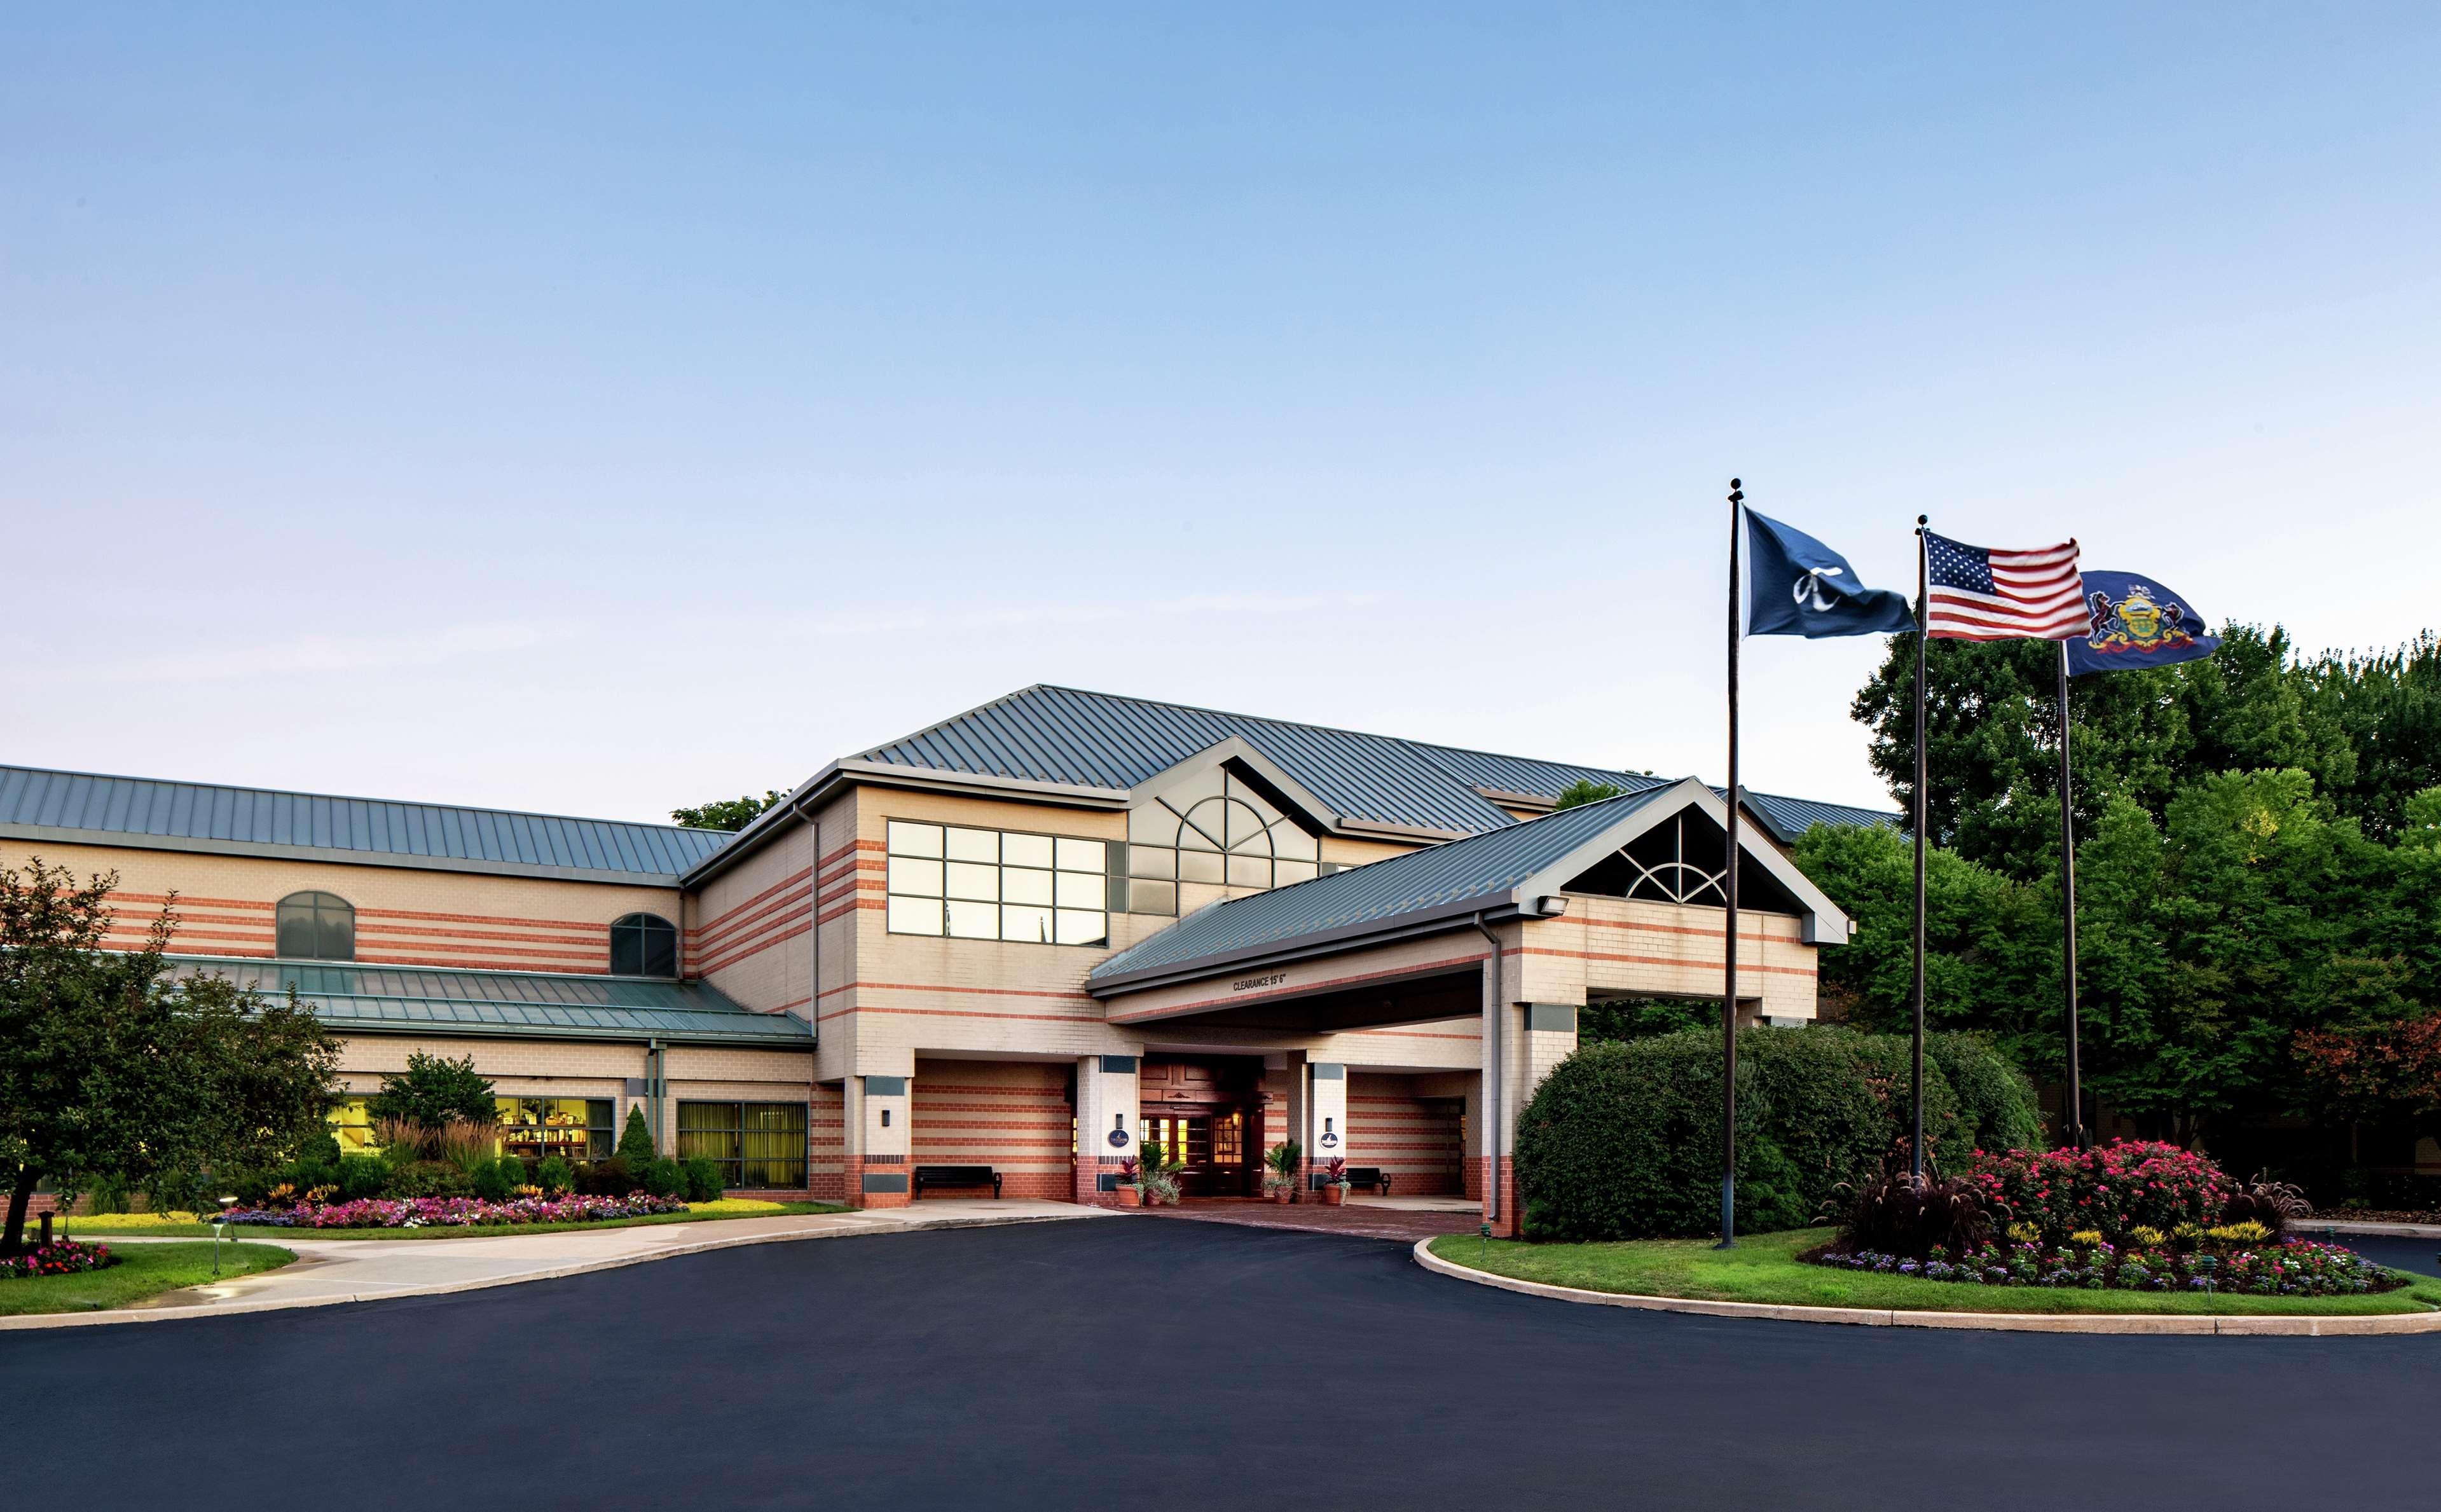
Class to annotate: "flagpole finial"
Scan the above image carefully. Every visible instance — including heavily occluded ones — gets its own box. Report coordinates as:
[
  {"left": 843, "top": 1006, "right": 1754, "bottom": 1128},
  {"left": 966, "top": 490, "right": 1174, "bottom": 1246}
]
[
  {"left": 1728, "top": 478, "right": 1742, "bottom": 504},
  {"left": 1916, "top": 514, "right": 1928, "bottom": 526}
]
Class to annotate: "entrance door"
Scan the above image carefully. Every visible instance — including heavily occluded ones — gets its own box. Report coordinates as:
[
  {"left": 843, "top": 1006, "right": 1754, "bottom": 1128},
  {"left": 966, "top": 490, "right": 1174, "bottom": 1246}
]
[{"left": 1139, "top": 1057, "right": 1260, "bottom": 1197}]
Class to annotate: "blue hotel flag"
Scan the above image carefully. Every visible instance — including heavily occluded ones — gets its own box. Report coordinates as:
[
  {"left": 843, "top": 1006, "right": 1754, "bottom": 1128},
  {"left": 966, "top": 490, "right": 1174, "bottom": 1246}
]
[
  {"left": 2065, "top": 570, "right": 2222, "bottom": 677},
  {"left": 1742, "top": 508, "right": 1919, "bottom": 638}
]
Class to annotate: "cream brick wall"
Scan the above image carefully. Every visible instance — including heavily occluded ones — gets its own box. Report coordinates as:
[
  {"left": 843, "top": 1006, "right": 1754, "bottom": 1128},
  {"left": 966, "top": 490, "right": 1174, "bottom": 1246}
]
[
  {"left": 691, "top": 810, "right": 819, "bottom": 1014},
  {"left": 4, "top": 839, "right": 682, "bottom": 975},
  {"left": 1527, "top": 895, "right": 1817, "bottom": 1018}
]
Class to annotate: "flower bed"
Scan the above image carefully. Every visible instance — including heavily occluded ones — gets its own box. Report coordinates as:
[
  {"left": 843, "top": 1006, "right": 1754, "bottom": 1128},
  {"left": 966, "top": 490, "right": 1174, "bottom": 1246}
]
[
  {"left": 1, "top": 1238, "right": 118, "bottom": 1279},
  {"left": 1813, "top": 1234, "right": 2400, "bottom": 1297},
  {"left": 217, "top": 1192, "right": 691, "bottom": 1229},
  {"left": 1965, "top": 1141, "right": 2232, "bottom": 1241}
]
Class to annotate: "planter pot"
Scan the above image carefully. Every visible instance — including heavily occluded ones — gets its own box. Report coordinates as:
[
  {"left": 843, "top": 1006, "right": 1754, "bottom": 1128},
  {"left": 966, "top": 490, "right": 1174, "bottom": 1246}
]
[
  {"left": 1321, "top": 1186, "right": 1346, "bottom": 1207},
  {"left": 1270, "top": 1190, "right": 1291, "bottom": 1205},
  {"left": 1114, "top": 1186, "right": 1141, "bottom": 1207}
]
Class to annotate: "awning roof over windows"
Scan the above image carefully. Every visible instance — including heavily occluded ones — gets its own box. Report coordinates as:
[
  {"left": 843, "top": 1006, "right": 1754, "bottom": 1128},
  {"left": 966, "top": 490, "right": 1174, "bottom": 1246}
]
[
  {"left": 1086, "top": 779, "right": 1850, "bottom": 998},
  {"left": 166, "top": 956, "right": 816, "bottom": 1048}
]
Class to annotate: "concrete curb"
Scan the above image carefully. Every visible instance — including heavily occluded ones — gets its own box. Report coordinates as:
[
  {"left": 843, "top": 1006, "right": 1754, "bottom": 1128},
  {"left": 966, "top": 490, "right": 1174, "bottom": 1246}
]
[
  {"left": 2297, "top": 1219, "right": 2441, "bottom": 1240},
  {"left": 0, "top": 1212, "right": 1090, "bottom": 1333},
  {"left": 1409, "top": 1238, "right": 2441, "bottom": 1337}
]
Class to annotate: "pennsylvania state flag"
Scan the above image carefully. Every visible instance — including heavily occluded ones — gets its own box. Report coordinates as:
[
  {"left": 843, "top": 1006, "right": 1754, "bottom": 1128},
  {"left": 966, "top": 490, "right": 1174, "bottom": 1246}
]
[
  {"left": 2065, "top": 570, "right": 2220, "bottom": 677},
  {"left": 1743, "top": 508, "right": 1918, "bottom": 638}
]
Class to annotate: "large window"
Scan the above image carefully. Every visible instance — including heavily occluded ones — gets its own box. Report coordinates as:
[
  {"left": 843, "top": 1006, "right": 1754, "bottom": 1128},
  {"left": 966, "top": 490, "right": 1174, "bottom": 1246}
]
[
  {"left": 609, "top": 913, "right": 679, "bottom": 977},
  {"left": 678, "top": 1101, "right": 808, "bottom": 1188},
  {"left": 884, "top": 820, "right": 1110, "bottom": 946},
  {"left": 1124, "top": 771, "right": 1320, "bottom": 914},
  {"left": 276, "top": 890, "right": 355, "bottom": 960},
  {"left": 496, "top": 1097, "right": 614, "bottom": 1162}
]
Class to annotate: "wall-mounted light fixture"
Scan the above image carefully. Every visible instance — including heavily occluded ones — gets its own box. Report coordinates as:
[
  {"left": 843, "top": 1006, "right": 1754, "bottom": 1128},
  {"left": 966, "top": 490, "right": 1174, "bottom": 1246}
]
[{"left": 881, "top": 1109, "right": 891, "bottom": 1128}]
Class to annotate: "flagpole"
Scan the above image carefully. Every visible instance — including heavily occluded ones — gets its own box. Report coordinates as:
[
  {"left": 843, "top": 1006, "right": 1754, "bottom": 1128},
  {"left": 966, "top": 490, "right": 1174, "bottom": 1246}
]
[
  {"left": 2055, "top": 638, "right": 2084, "bottom": 1150},
  {"left": 1911, "top": 516, "right": 1929, "bottom": 1181},
  {"left": 1717, "top": 478, "right": 1743, "bottom": 1249}
]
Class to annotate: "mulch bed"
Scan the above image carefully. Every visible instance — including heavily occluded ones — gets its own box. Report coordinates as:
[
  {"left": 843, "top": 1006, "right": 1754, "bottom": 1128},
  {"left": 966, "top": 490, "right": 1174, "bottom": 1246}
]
[{"left": 1140, "top": 1199, "right": 1481, "bottom": 1244}]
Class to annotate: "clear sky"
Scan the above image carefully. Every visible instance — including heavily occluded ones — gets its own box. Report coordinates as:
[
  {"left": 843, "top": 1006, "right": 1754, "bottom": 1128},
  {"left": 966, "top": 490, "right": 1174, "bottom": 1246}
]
[{"left": 6, "top": 4, "right": 2437, "bottom": 823}]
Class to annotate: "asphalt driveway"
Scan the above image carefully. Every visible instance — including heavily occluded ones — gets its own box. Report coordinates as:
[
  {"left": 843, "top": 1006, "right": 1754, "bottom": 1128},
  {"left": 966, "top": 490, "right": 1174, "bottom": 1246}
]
[{"left": 14, "top": 1219, "right": 2438, "bottom": 1510}]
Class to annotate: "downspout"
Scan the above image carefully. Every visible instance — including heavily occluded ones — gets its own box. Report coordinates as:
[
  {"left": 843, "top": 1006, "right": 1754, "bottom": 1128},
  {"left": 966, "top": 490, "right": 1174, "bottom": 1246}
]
[
  {"left": 647, "top": 1038, "right": 663, "bottom": 1154},
  {"left": 1473, "top": 912, "right": 1502, "bottom": 1226}
]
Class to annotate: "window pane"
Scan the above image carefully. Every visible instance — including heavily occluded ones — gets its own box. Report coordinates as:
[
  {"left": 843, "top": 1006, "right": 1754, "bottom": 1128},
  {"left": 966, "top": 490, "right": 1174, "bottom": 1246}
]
[
  {"left": 610, "top": 922, "right": 641, "bottom": 977},
  {"left": 1054, "top": 909, "right": 1106, "bottom": 947},
  {"left": 1003, "top": 867, "right": 1053, "bottom": 905},
  {"left": 946, "top": 899, "right": 1000, "bottom": 938},
  {"left": 1227, "top": 853, "right": 1271, "bottom": 888},
  {"left": 641, "top": 921, "right": 677, "bottom": 978},
  {"left": 1225, "top": 799, "right": 1271, "bottom": 849},
  {"left": 586, "top": 1099, "right": 614, "bottom": 1159},
  {"left": 1001, "top": 832, "right": 1053, "bottom": 868},
  {"left": 1054, "top": 870, "right": 1102, "bottom": 909},
  {"left": 1273, "top": 825, "right": 1320, "bottom": 862},
  {"left": 1128, "top": 846, "right": 1175, "bottom": 879},
  {"left": 1178, "top": 849, "right": 1225, "bottom": 883},
  {"left": 1128, "top": 879, "right": 1177, "bottom": 916},
  {"left": 277, "top": 913, "right": 319, "bottom": 958},
  {"left": 1001, "top": 904, "right": 1054, "bottom": 943},
  {"left": 316, "top": 903, "right": 355, "bottom": 960},
  {"left": 1128, "top": 808, "right": 1179, "bottom": 847},
  {"left": 886, "top": 821, "right": 943, "bottom": 858},
  {"left": 886, "top": 856, "right": 943, "bottom": 896},
  {"left": 944, "top": 861, "right": 999, "bottom": 901},
  {"left": 1178, "top": 800, "right": 1227, "bottom": 849},
  {"left": 944, "top": 827, "right": 998, "bottom": 863},
  {"left": 1055, "top": 837, "right": 1104, "bottom": 872},
  {"left": 887, "top": 896, "right": 944, "bottom": 935},
  {"left": 1273, "top": 860, "right": 1319, "bottom": 886}
]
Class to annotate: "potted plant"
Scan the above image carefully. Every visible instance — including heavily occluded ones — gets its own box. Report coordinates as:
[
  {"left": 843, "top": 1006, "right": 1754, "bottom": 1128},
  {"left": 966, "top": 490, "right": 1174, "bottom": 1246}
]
[
  {"left": 1113, "top": 1157, "right": 1142, "bottom": 1207},
  {"left": 1319, "top": 1157, "right": 1351, "bottom": 1207},
  {"left": 1138, "top": 1150, "right": 1182, "bottom": 1207},
  {"left": 1262, "top": 1141, "right": 1303, "bottom": 1204}
]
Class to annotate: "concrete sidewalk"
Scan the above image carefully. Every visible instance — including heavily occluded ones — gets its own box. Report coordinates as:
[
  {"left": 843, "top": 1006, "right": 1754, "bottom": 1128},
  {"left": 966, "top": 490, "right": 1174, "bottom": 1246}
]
[{"left": 6, "top": 1200, "right": 1108, "bottom": 1331}]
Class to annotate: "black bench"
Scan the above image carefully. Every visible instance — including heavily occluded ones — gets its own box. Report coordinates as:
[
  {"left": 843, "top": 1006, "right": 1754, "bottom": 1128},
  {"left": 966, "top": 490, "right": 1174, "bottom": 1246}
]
[
  {"left": 1344, "top": 1167, "right": 1391, "bottom": 1195},
  {"left": 912, "top": 1164, "right": 1003, "bottom": 1199}
]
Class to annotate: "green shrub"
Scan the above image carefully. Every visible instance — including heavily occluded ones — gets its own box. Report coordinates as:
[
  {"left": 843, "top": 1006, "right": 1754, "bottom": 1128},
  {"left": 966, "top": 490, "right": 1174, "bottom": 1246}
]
[
  {"left": 682, "top": 1157, "right": 724, "bottom": 1204},
  {"left": 337, "top": 1155, "right": 388, "bottom": 1201},
  {"left": 301, "top": 1131, "right": 343, "bottom": 1167},
  {"left": 534, "top": 1156, "right": 575, "bottom": 1196},
  {"left": 642, "top": 1157, "right": 685, "bottom": 1199},
  {"left": 1514, "top": 1025, "right": 2040, "bottom": 1241},
  {"left": 383, "top": 1160, "right": 476, "bottom": 1199},
  {"left": 86, "top": 1172, "right": 133, "bottom": 1215},
  {"left": 1926, "top": 1032, "right": 2046, "bottom": 1154},
  {"left": 471, "top": 1157, "right": 517, "bottom": 1202},
  {"left": 575, "top": 1157, "right": 635, "bottom": 1197},
  {"left": 617, "top": 1107, "right": 657, "bottom": 1165},
  {"left": 367, "top": 1051, "right": 497, "bottom": 1128}
]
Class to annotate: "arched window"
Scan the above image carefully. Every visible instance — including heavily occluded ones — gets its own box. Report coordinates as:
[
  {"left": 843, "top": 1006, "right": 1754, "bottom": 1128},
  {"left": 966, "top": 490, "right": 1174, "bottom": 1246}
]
[
  {"left": 275, "top": 891, "right": 355, "bottom": 960},
  {"left": 1124, "top": 769, "right": 1321, "bottom": 914},
  {"left": 610, "top": 913, "right": 679, "bottom": 977}
]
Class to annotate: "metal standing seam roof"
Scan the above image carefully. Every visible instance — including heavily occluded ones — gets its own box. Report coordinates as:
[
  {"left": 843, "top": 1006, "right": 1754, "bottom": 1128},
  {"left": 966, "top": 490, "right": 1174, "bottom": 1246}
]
[
  {"left": 855, "top": 684, "right": 1897, "bottom": 845},
  {"left": 1087, "top": 785, "right": 1676, "bottom": 988},
  {"left": 167, "top": 957, "right": 815, "bottom": 1047},
  {"left": 0, "top": 764, "right": 734, "bottom": 883}
]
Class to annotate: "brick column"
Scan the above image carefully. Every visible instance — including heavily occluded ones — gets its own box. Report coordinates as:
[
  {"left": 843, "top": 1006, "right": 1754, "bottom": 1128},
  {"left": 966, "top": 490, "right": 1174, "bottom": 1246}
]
[
  {"left": 1072, "top": 1054, "right": 1141, "bottom": 1206},
  {"left": 845, "top": 1073, "right": 912, "bottom": 1208},
  {"left": 1309, "top": 1062, "right": 1348, "bottom": 1189},
  {"left": 1488, "top": 1003, "right": 1578, "bottom": 1236}
]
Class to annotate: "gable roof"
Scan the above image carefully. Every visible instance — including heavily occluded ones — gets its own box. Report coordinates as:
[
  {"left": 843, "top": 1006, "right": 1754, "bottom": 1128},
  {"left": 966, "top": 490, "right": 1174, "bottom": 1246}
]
[
  {"left": 851, "top": 684, "right": 1896, "bottom": 844},
  {"left": 168, "top": 956, "right": 813, "bottom": 1047},
  {"left": 1087, "top": 778, "right": 1850, "bottom": 996},
  {"left": 0, "top": 764, "right": 731, "bottom": 884}
]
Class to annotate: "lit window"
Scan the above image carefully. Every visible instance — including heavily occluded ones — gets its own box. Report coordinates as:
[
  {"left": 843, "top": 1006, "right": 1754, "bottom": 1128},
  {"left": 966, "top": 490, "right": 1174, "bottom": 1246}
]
[
  {"left": 276, "top": 891, "right": 355, "bottom": 960},
  {"left": 496, "top": 1097, "right": 615, "bottom": 1162},
  {"left": 609, "top": 913, "right": 678, "bottom": 977},
  {"left": 327, "top": 1097, "right": 377, "bottom": 1155},
  {"left": 678, "top": 1100, "right": 809, "bottom": 1187},
  {"left": 886, "top": 820, "right": 1110, "bottom": 945},
  {"left": 1124, "top": 771, "right": 1319, "bottom": 913}
]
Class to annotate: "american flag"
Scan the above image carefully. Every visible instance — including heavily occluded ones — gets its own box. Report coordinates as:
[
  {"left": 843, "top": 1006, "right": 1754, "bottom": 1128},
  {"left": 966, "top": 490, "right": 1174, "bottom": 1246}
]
[{"left": 1923, "top": 530, "right": 2084, "bottom": 640}]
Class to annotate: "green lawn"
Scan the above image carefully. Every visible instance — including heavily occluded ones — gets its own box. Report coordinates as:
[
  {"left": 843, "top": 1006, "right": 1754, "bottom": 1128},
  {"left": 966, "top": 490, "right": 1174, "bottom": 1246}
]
[
  {"left": 0, "top": 1241, "right": 295, "bottom": 1317},
  {"left": 51, "top": 1200, "right": 851, "bottom": 1242},
  {"left": 1427, "top": 1227, "right": 2441, "bottom": 1316}
]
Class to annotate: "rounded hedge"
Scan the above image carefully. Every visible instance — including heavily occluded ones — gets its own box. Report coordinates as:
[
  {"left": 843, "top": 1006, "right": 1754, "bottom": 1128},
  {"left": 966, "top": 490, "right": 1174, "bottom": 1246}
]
[{"left": 1514, "top": 1026, "right": 2042, "bottom": 1240}]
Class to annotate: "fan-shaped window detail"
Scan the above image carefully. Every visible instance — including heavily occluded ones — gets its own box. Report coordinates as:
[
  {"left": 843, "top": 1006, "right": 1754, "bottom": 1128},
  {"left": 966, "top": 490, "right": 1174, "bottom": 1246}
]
[
  {"left": 610, "top": 913, "right": 680, "bottom": 977},
  {"left": 275, "top": 891, "right": 355, "bottom": 961},
  {"left": 1125, "top": 771, "right": 1319, "bottom": 912}
]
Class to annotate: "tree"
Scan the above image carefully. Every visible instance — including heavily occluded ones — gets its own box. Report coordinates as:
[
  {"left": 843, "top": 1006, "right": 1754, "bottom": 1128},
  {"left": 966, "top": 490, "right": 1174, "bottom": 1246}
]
[
  {"left": 1551, "top": 780, "right": 1626, "bottom": 811},
  {"left": 671, "top": 790, "right": 787, "bottom": 832},
  {"left": 617, "top": 1104, "right": 657, "bottom": 1162},
  {"left": 0, "top": 860, "right": 340, "bottom": 1253},
  {"left": 366, "top": 1050, "right": 495, "bottom": 1128}
]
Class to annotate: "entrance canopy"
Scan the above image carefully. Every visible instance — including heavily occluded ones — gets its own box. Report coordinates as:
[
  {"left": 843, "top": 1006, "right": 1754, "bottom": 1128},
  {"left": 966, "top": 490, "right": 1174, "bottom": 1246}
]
[{"left": 1087, "top": 778, "right": 1848, "bottom": 1026}]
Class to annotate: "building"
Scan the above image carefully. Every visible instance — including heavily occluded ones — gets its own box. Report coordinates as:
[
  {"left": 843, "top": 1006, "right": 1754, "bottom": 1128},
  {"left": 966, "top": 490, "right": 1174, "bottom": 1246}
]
[{"left": 1, "top": 685, "right": 1891, "bottom": 1233}]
